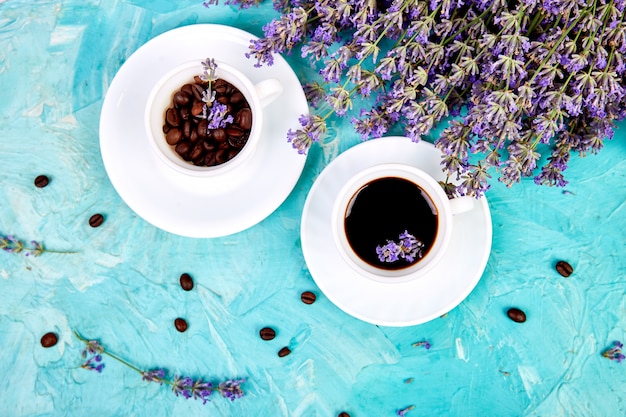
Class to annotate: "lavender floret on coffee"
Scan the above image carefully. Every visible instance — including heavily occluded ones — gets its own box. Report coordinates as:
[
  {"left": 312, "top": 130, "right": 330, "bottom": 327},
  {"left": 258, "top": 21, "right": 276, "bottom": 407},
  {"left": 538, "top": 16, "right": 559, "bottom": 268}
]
[{"left": 161, "top": 58, "right": 253, "bottom": 167}]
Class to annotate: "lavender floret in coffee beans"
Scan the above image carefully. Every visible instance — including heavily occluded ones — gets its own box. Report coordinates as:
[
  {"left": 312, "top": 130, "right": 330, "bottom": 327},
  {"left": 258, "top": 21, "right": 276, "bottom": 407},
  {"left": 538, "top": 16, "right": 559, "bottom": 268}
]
[{"left": 162, "top": 77, "right": 252, "bottom": 167}]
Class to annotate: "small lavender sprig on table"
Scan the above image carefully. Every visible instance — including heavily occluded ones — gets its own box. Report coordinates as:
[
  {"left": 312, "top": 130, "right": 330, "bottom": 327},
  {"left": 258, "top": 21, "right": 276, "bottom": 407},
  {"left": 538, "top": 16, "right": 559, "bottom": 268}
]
[
  {"left": 75, "top": 331, "right": 246, "bottom": 403},
  {"left": 411, "top": 340, "right": 432, "bottom": 350},
  {"left": 206, "top": 0, "right": 626, "bottom": 197},
  {"left": 602, "top": 341, "right": 625, "bottom": 363},
  {"left": 397, "top": 405, "right": 416, "bottom": 416},
  {"left": 0, "top": 234, "right": 76, "bottom": 256}
]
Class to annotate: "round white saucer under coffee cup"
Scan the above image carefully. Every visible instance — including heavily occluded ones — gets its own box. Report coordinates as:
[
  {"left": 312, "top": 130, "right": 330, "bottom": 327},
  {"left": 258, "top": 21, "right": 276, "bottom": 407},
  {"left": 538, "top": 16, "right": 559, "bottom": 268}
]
[
  {"left": 145, "top": 60, "right": 283, "bottom": 178},
  {"left": 332, "top": 163, "right": 474, "bottom": 284}
]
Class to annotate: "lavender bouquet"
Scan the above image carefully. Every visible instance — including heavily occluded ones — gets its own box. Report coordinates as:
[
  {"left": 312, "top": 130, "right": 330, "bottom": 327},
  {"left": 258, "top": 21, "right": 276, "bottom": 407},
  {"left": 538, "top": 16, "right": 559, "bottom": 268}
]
[{"left": 206, "top": 0, "right": 625, "bottom": 196}]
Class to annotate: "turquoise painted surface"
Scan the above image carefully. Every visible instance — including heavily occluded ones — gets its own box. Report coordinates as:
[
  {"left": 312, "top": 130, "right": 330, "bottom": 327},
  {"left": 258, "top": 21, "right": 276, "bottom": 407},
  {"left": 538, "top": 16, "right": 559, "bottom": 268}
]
[{"left": 0, "top": 1, "right": 625, "bottom": 416}]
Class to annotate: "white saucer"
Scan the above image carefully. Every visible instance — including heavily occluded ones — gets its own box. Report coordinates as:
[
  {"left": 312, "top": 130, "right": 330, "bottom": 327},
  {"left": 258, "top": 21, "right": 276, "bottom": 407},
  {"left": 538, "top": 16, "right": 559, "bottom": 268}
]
[
  {"left": 99, "top": 24, "right": 308, "bottom": 238},
  {"left": 300, "top": 137, "right": 492, "bottom": 326}
]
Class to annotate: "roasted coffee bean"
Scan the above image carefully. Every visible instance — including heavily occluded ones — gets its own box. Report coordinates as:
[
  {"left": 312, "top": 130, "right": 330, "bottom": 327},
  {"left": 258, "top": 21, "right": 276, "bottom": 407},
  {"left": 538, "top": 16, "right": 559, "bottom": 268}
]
[
  {"left": 166, "top": 108, "right": 180, "bottom": 126},
  {"left": 165, "top": 128, "right": 183, "bottom": 145},
  {"left": 214, "top": 79, "right": 229, "bottom": 94},
  {"left": 213, "top": 128, "right": 227, "bottom": 142},
  {"left": 226, "top": 126, "right": 244, "bottom": 138},
  {"left": 507, "top": 307, "right": 526, "bottom": 323},
  {"left": 228, "top": 149, "right": 240, "bottom": 160},
  {"left": 191, "top": 83, "right": 204, "bottom": 101},
  {"left": 189, "top": 142, "right": 204, "bottom": 161},
  {"left": 199, "top": 140, "right": 214, "bottom": 152},
  {"left": 338, "top": 413, "right": 351, "bottom": 417},
  {"left": 203, "top": 152, "right": 217, "bottom": 166},
  {"left": 175, "top": 141, "right": 191, "bottom": 159},
  {"left": 162, "top": 123, "right": 171, "bottom": 133},
  {"left": 555, "top": 260, "right": 573, "bottom": 277},
  {"left": 278, "top": 346, "right": 291, "bottom": 357},
  {"left": 230, "top": 91, "right": 244, "bottom": 105},
  {"left": 179, "top": 273, "right": 194, "bottom": 291},
  {"left": 179, "top": 106, "right": 190, "bottom": 121},
  {"left": 228, "top": 136, "right": 247, "bottom": 149},
  {"left": 174, "top": 318, "right": 188, "bottom": 332},
  {"left": 189, "top": 130, "right": 198, "bottom": 143},
  {"left": 259, "top": 327, "right": 276, "bottom": 341},
  {"left": 89, "top": 213, "right": 104, "bottom": 228},
  {"left": 182, "top": 121, "right": 192, "bottom": 139},
  {"left": 216, "top": 95, "right": 229, "bottom": 105},
  {"left": 215, "top": 149, "right": 229, "bottom": 164},
  {"left": 196, "top": 119, "right": 208, "bottom": 138},
  {"left": 34, "top": 175, "right": 49, "bottom": 188},
  {"left": 191, "top": 101, "right": 204, "bottom": 116},
  {"left": 173, "top": 91, "right": 191, "bottom": 107},
  {"left": 236, "top": 108, "right": 252, "bottom": 130},
  {"left": 40, "top": 332, "right": 58, "bottom": 348},
  {"left": 181, "top": 84, "right": 194, "bottom": 96},
  {"left": 301, "top": 291, "right": 317, "bottom": 305}
]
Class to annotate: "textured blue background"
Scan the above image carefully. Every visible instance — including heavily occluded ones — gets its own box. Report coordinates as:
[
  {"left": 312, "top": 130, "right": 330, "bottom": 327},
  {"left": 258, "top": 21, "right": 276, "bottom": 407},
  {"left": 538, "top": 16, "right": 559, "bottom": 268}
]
[{"left": 0, "top": 1, "right": 625, "bottom": 416}]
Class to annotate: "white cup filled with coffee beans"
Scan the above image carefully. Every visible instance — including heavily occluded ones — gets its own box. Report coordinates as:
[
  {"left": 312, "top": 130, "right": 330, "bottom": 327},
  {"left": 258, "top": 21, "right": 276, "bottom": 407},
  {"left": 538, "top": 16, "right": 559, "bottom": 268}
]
[
  {"left": 332, "top": 163, "right": 474, "bottom": 283},
  {"left": 146, "top": 58, "right": 283, "bottom": 177}
]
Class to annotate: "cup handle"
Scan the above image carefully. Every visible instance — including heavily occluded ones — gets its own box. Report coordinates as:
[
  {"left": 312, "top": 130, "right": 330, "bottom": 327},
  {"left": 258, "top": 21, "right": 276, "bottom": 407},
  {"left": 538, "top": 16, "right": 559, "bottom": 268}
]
[
  {"left": 449, "top": 195, "right": 474, "bottom": 215},
  {"left": 254, "top": 78, "right": 283, "bottom": 107}
]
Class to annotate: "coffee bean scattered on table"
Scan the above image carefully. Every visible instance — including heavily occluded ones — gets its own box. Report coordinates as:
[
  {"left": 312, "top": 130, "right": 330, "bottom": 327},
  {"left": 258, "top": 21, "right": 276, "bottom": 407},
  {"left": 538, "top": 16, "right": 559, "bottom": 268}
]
[
  {"left": 555, "top": 260, "right": 573, "bottom": 277},
  {"left": 179, "top": 273, "right": 194, "bottom": 291},
  {"left": 300, "top": 291, "right": 316, "bottom": 305},
  {"left": 174, "top": 318, "right": 188, "bottom": 332},
  {"left": 259, "top": 327, "right": 276, "bottom": 341},
  {"left": 34, "top": 175, "right": 49, "bottom": 188},
  {"left": 278, "top": 346, "right": 291, "bottom": 357},
  {"left": 89, "top": 213, "right": 104, "bottom": 228},
  {"left": 507, "top": 307, "right": 527, "bottom": 323},
  {"left": 40, "top": 332, "right": 58, "bottom": 348},
  {"left": 162, "top": 78, "right": 252, "bottom": 167}
]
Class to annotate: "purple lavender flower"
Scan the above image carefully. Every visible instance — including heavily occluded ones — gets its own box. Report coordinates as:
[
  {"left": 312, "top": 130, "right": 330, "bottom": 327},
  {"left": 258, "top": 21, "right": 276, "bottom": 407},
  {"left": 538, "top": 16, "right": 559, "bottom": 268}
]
[
  {"left": 82, "top": 340, "right": 104, "bottom": 357},
  {"left": 81, "top": 354, "right": 105, "bottom": 373},
  {"left": 203, "top": 0, "right": 261, "bottom": 9},
  {"left": 199, "top": 58, "right": 218, "bottom": 83},
  {"left": 192, "top": 379, "right": 214, "bottom": 404},
  {"left": 172, "top": 376, "right": 194, "bottom": 399},
  {"left": 376, "top": 241, "right": 401, "bottom": 263},
  {"left": 218, "top": 378, "right": 246, "bottom": 401},
  {"left": 602, "top": 341, "right": 625, "bottom": 363},
  {"left": 204, "top": 102, "right": 234, "bottom": 130},
  {"left": 287, "top": 114, "right": 327, "bottom": 154},
  {"left": 142, "top": 369, "right": 165, "bottom": 384},
  {"left": 376, "top": 231, "right": 424, "bottom": 264},
  {"left": 207, "top": 0, "right": 626, "bottom": 197}
]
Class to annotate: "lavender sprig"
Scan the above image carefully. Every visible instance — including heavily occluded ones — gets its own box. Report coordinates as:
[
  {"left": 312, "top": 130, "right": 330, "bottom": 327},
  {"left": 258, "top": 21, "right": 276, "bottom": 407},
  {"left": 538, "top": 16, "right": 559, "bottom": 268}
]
[
  {"left": 397, "top": 405, "right": 416, "bottom": 416},
  {"left": 411, "top": 340, "right": 432, "bottom": 350},
  {"left": 0, "top": 234, "right": 76, "bottom": 256},
  {"left": 198, "top": 58, "right": 234, "bottom": 131},
  {"left": 75, "top": 331, "right": 246, "bottom": 402},
  {"left": 602, "top": 341, "right": 625, "bottom": 363},
  {"left": 208, "top": 0, "right": 626, "bottom": 197},
  {"left": 376, "top": 231, "right": 425, "bottom": 264}
]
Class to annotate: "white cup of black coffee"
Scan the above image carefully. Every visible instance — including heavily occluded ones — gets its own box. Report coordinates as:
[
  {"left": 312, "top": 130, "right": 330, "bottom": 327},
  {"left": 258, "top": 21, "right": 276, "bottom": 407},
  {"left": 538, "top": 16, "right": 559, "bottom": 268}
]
[
  {"left": 332, "top": 163, "right": 474, "bottom": 283},
  {"left": 145, "top": 60, "right": 283, "bottom": 177}
]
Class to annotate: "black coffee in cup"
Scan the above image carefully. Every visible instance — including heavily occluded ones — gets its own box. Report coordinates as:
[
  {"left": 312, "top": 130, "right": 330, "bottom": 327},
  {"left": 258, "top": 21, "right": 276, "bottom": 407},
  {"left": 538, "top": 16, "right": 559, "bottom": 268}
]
[{"left": 343, "top": 177, "right": 438, "bottom": 271}]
